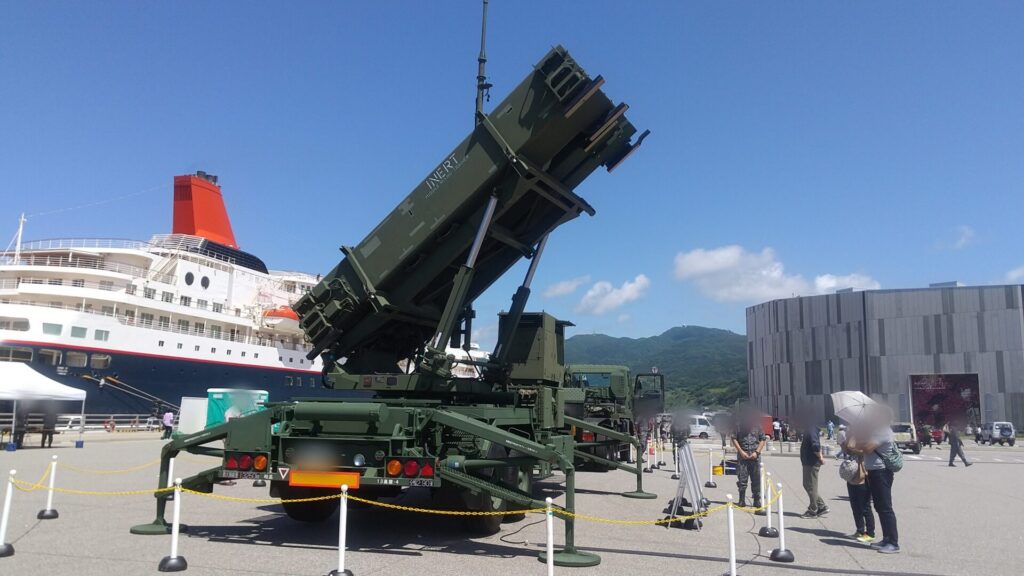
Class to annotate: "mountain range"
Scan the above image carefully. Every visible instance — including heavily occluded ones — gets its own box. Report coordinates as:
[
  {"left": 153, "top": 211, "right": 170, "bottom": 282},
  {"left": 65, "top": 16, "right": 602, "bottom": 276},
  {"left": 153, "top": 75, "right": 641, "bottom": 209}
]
[{"left": 564, "top": 325, "right": 748, "bottom": 409}]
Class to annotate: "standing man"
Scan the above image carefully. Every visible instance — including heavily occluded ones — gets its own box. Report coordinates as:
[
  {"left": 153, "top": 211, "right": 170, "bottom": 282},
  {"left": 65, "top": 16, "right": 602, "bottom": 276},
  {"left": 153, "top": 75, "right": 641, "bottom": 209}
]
[
  {"left": 800, "top": 421, "right": 828, "bottom": 518},
  {"left": 948, "top": 419, "right": 972, "bottom": 468},
  {"left": 41, "top": 410, "right": 57, "bottom": 448},
  {"left": 827, "top": 419, "right": 836, "bottom": 441},
  {"left": 161, "top": 408, "right": 175, "bottom": 440},
  {"left": 772, "top": 418, "right": 782, "bottom": 442},
  {"left": 732, "top": 416, "right": 765, "bottom": 508}
]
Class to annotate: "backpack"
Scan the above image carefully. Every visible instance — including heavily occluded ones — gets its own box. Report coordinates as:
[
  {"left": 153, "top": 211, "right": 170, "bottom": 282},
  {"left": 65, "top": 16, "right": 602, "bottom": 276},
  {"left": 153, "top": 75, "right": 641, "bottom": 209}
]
[{"left": 874, "top": 443, "right": 904, "bottom": 473}]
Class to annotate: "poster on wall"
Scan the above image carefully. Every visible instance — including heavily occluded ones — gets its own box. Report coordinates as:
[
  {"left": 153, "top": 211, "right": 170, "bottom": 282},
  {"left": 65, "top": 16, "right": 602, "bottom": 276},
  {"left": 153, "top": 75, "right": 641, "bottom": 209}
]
[{"left": 910, "top": 373, "right": 982, "bottom": 428}]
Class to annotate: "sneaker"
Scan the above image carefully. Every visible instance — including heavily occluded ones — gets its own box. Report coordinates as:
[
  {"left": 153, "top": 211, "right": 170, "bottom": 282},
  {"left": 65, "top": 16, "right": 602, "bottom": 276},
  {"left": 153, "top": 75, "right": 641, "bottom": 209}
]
[
  {"left": 856, "top": 533, "right": 875, "bottom": 543},
  {"left": 817, "top": 506, "right": 830, "bottom": 516},
  {"left": 799, "top": 510, "right": 818, "bottom": 519},
  {"left": 876, "top": 542, "right": 900, "bottom": 554},
  {"left": 965, "top": 462, "right": 973, "bottom": 467},
  {"left": 846, "top": 532, "right": 862, "bottom": 540},
  {"left": 870, "top": 540, "right": 889, "bottom": 550},
  {"left": 949, "top": 463, "right": 956, "bottom": 467}
]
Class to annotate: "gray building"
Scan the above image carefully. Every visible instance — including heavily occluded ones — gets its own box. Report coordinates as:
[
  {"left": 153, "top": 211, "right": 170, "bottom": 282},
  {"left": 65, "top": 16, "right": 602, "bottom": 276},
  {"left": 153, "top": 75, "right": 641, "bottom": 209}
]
[{"left": 746, "top": 284, "right": 1024, "bottom": 428}]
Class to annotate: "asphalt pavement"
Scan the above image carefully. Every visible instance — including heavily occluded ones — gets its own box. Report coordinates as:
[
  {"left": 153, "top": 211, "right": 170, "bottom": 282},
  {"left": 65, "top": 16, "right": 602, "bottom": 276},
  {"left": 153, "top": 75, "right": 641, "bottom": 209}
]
[{"left": 0, "top": 434, "right": 1021, "bottom": 575}]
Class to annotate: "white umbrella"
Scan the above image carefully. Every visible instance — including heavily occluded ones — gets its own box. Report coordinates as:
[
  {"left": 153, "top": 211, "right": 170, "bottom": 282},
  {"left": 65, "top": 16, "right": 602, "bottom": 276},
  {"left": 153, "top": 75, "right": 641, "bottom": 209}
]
[{"left": 830, "top": 390, "right": 877, "bottom": 423}]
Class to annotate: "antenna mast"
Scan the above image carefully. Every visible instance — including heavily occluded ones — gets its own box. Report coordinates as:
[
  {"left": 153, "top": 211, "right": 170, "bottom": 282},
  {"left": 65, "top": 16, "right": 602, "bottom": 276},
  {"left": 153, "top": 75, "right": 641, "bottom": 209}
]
[
  {"left": 13, "top": 213, "right": 25, "bottom": 262},
  {"left": 475, "top": 0, "right": 492, "bottom": 122}
]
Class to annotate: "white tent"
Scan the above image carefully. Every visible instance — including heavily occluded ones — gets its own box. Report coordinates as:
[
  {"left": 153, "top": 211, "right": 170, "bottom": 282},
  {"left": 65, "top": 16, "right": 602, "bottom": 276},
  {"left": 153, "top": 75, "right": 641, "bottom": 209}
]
[{"left": 0, "top": 362, "right": 87, "bottom": 449}]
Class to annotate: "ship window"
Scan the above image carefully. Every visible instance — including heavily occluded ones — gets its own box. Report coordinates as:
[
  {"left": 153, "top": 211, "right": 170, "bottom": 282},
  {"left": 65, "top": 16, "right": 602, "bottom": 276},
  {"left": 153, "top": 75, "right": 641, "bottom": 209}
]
[
  {"left": 196, "top": 299, "right": 208, "bottom": 310},
  {"left": 65, "top": 351, "right": 88, "bottom": 367},
  {"left": 300, "top": 358, "right": 304, "bottom": 364},
  {"left": 195, "top": 322, "right": 205, "bottom": 335},
  {"left": 42, "top": 323, "right": 63, "bottom": 336},
  {"left": 185, "top": 272, "right": 195, "bottom": 286},
  {"left": 177, "top": 320, "right": 189, "bottom": 332},
  {"left": 125, "top": 284, "right": 137, "bottom": 296},
  {"left": 101, "top": 306, "right": 114, "bottom": 316},
  {"left": 0, "top": 317, "right": 30, "bottom": 331},
  {"left": 71, "top": 326, "right": 87, "bottom": 338},
  {"left": 161, "top": 291, "right": 173, "bottom": 303},
  {"left": 0, "top": 346, "right": 33, "bottom": 362},
  {"left": 201, "top": 276, "right": 210, "bottom": 289},
  {"left": 99, "top": 280, "right": 114, "bottom": 291},
  {"left": 90, "top": 354, "right": 112, "bottom": 369},
  {"left": 177, "top": 343, "right": 183, "bottom": 350},
  {"left": 94, "top": 330, "right": 110, "bottom": 341},
  {"left": 125, "top": 310, "right": 135, "bottom": 323},
  {"left": 289, "top": 357, "right": 294, "bottom": 363},
  {"left": 285, "top": 376, "right": 293, "bottom": 386},
  {"left": 211, "top": 347, "right": 217, "bottom": 353},
  {"left": 212, "top": 302, "right": 223, "bottom": 313},
  {"left": 158, "top": 340, "right": 165, "bottom": 347},
  {"left": 159, "top": 316, "right": 170, "bottom": 329},
  {"left": 179, "top": 296, "right": 191, "bottom": 308},
  {"left": 38, "top": 349, "right": 61, "bottom": 366},
  {"left": 254, "top": 353, "right": 259, "bottom": 359},
  {"left": 140, "top": 313, "right": 154, "bottom": 327},
  {"left": 226, "top": 350, "right": 231, "bottom": 356},
  {"left": 210, "top": 326, "right": 222, "bottom": 338},
  {"left": 194, "top": 345, "right": 200, "bottom": 351},
  {"left": 144, "top": 287, "right": 155, "bottom": 299},
  {"left": 241, "top": 351, "right": 246, "bottom": 357},
  {"left": 47, "top": 278, "right": 62, "bottom": 286},
  {"left": 279, "top": 356, "right": 283, "bottom": 362},
  {"left": 72, "top": 279, "right": 85, "bottom": 288}
]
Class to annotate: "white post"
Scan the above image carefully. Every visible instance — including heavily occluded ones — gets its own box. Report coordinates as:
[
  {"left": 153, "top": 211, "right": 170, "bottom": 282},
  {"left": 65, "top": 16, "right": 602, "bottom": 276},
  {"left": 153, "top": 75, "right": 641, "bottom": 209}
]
[
  {"left": 765, "top": 472, "right": 773, "bottom": 529},
  {"left": 705, "top": 446, "right": 717, "bottom": 488},
  {"left": 157, "top": 478, "right": 187, "bottom": 571},
  {"left": 545, "top": 496, "right": 555, "bottom": 576},
  {"left": 76, "top": 400, "right": 86, "bottom": 447},
  {"left": 167, "top": 457, "right": 176, "bottom": 490},
  {"left": 0, "top": 470, "right": 15, "bottom": 557},
  {"left": 769, "top": 482, "right": 795, "bottom": 562},
  {"left": 726, "top": 494, "right": 737, "bottom": 576},
  {"left": 671, "top": 442, "right": 680, "bottom": 480},
  {"left": 335, "top": 484, "right": 350, "bottom": 576},
  {"left": 655, "top": 436, "right": 662, "bottom": 467},
  {"left": 38, "top": 456, "right": 59, "bottom": 519}
]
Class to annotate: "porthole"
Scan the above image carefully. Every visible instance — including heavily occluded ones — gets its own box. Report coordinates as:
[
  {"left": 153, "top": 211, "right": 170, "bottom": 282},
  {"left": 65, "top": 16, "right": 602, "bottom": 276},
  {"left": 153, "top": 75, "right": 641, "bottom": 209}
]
[
  {"left": 185, "top": 272, "right": 195, "bottom": 286},
  {"left": 201, "top": 276, "right": 210, "bottom": 289}
]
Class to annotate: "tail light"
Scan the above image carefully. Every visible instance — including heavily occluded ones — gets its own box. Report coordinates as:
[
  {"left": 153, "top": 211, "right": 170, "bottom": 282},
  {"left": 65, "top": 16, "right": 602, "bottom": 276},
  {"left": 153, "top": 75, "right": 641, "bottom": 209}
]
[
  {"left": 238, "top": 454, "right": 253, "bottom": 470},
  {"left": 403, "top": 460, "right": 420, "bottom": 477},
  {"left": 386, "top": 459, "right": 402, "bottom": 476},
  {"left": 420, "top": 462, "right": 434, "bottom": 478},
  {"left": 253, "top": 454, "right": 268, "bottom": 472},
  {"left": 225, "top": 455, "right": 239, "bottom": 470},
  {"left": 581, "top": 431, "right": 596, "bottom": 442}
]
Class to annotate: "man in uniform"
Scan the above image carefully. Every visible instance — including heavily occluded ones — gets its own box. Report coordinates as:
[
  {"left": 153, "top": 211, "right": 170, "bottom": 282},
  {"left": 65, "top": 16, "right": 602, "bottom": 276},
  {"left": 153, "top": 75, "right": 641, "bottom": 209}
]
[{"left": 732, "top": 415, "right": 766, "bottom": 508}]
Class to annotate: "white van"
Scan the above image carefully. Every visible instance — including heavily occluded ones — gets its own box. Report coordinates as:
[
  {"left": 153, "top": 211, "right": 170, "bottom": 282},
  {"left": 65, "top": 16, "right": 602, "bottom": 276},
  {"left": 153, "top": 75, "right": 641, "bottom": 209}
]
[{"left": 689, "top": 415, "right": 716, "bottom": 439}]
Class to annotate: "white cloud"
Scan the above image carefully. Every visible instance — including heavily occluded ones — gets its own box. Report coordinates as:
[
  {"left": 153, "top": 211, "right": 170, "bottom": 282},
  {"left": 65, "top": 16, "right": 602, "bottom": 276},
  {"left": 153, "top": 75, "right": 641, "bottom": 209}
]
[
  {"left": 617, "top": 313, "right": 631, "bottom": 323},
  {"left": 673, "top": 245, "right": 879, "bottom": 302},
  {"left": 1007, "top": 267, "right": 1024, "bottom": 283},
  {"left": 953, "top": 225, "right": 975, "bottom": 250},
  {"left": 576, "top": 274, "right": 650, "bottom": 315},
  {"left": 543, "top": 275, "right": 591, "bottom": 298}
]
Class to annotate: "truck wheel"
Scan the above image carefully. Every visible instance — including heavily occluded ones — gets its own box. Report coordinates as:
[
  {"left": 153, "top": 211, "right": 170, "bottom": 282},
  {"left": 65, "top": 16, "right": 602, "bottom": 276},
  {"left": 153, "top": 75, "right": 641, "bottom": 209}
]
[
  {"left": 463, "top": 443, "right": 513, "bottom": 535},
  {"left": 999, "top": 440, "right": 1005, "bottom": 446},
  {"left": 1009, "top": 439, "right": 1016, "bottom": 447},
  {"left": 279, "top": 485, "right": 339, "bottom": 522},
  {"left": 912, "top": 445, "right": 921, "bottom": 454},
  {"left": 504, "top": 457, "right": 533, "bottom": 523},
  {"left": 699, "top": 432, "right": 709, "bottom": 439}
]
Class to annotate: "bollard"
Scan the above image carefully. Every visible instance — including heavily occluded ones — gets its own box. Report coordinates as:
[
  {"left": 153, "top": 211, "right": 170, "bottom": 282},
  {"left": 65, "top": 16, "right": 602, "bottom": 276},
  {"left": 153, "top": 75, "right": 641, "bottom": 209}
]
[
  {"left": 769, "top": 482, "right": 795, "bottom": 562},
  {"left": 758, "top": 472, "right": 778, "bottom": 538},
  {"left": 545, "top": 497, "right": 555, "bottom": 576},
  {"left": 37, "top": 456, "right": 59, "bottom": 520},
  {"left": 671, "top": 442, "right": 680, "bottom": 480},
  {"left": 725, "top": 494, "right": 737, "bottom": 576},
  {"left": 328, "top": 485, "right": 353, "bottom": 576},
  {"left": 158, "top": 479, "right": 187, "bottom": 572},
  {"left": 642, "top": 438, "right": 652, "bottom": 473},
  {"left": 0, "top": 470, "right": 16, "bottom": 558},
  {"left": 754, "top": 461, "right": 766, "bottom": 516},
  {"left": 657, "top": 437, "right": 666, "bottom": 467},
  {"left": 704, "top": 447, "right": 717, "bottom": 488}
]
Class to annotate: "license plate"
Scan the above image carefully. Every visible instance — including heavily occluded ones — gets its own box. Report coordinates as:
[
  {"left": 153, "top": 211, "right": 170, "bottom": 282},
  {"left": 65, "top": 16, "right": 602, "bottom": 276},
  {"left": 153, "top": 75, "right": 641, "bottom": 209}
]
[
  {"left": 221, "top": 470, "right": 271, "bottom": 480},
  {"left": 288, "top": 470, "right": 361, "bottom": 489},
  {"left": 410, "top": 478, "right": 433, "bottom": 487}
]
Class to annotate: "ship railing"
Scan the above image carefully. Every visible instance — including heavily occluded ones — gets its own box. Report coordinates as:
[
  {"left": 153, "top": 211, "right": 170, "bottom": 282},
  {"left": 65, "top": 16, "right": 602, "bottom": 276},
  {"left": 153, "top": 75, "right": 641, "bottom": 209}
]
[
  {"left": 12, "top": 238, "right": 151, "bottom": 252},
  {"left": 1, "top": 253, "right": 176, "bottom": 284},
  {"left": 0, "top": 298, "right": 315, "bottom": 354},
  {"left": 0, "top": 413, "right": 171, "bottom": 436}
]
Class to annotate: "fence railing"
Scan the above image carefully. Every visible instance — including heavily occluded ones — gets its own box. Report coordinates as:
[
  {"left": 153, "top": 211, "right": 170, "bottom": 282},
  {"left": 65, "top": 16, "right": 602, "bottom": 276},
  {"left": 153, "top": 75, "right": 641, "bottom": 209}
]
[{"left": 0, "top": 413, "right": 166, "bottom": 433}]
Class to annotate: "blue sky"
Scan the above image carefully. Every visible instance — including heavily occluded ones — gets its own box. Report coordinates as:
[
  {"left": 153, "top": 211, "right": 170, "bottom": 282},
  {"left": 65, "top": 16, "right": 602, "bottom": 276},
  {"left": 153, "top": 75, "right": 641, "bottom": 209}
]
[{"left": 2, "top": 2, "right": 1023, "bottom": 347}]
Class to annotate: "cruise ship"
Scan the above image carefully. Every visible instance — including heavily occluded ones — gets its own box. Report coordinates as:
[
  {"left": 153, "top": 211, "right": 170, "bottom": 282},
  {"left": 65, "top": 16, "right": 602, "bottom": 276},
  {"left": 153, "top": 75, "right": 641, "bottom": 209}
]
[{"left": 0, "top": 172, "right": 331, "bottom": 415}]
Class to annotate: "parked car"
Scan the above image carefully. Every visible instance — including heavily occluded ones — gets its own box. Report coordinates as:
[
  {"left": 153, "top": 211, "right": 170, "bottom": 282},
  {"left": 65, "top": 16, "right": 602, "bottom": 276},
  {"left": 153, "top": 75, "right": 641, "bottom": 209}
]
[
  {"left": 688, "top": 415, "right": 716, "bottom": 439},
  {"left": 891, "top": 422, "right": 921, "bottom": 454},
  {"left": 978, "top": 422, "right": 1016, "bottom": 446}
]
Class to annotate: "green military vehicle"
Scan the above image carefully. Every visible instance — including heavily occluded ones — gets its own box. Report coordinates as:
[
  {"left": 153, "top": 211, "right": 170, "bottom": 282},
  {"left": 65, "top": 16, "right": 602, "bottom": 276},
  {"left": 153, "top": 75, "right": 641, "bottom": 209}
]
[
  {"left": 131, "top": 40, "right": 650, "bottom": 568},
  {"left": 565, "top": 365, "right": 666, "bottom": 469}
]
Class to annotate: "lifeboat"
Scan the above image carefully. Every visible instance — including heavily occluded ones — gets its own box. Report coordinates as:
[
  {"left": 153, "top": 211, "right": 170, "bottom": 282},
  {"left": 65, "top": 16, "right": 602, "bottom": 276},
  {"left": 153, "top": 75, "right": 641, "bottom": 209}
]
[{"left": 262, "top": 306, "right": 302, "bottom": 334}]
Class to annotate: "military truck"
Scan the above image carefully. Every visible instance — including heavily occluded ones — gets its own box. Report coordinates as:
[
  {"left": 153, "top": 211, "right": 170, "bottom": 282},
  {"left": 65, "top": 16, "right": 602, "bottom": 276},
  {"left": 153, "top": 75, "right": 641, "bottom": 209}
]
[
  {"left": 565, "top": 365, "right": 666, "bottom": 468},
  {"left": 131, "top": 43, "right": 650, "bottom": 568}
]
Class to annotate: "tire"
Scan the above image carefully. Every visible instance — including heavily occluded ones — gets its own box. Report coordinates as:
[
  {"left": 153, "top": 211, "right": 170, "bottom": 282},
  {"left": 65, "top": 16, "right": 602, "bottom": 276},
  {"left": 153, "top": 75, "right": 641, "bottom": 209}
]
[
  {"left": 504, "top": 451, "right": 533, "bottom": 523},
  {"left": 912, "top": 445, "right": 921, "bottom": 455},
  {"left": 999, "top": 440, "right": 1005, "bottom": 446},
  {"left": 699, "top": 432, "right": 709, "bottom": 439},
  {"left": 279, "top": 485, "right": 339, "bottom": 523},
  {"left": 463, "top": 442, "right": 513, "bottom": 535},
  {"left": 1009, "top": 439, "right": 1016, "bottom": 447}
]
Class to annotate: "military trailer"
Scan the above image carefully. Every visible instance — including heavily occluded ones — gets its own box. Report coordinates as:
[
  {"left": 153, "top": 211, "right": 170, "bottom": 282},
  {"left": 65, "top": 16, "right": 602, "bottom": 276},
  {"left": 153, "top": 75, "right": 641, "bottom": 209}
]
[{"left": 131, "top": 44, "right": 649, "bottom": 568}]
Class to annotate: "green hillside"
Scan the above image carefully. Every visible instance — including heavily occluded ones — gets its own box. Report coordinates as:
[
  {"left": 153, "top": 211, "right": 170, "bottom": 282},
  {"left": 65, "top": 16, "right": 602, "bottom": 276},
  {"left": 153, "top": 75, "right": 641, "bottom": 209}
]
[{"left": 564, "top": 326, "right": 748, "bottom": 409}]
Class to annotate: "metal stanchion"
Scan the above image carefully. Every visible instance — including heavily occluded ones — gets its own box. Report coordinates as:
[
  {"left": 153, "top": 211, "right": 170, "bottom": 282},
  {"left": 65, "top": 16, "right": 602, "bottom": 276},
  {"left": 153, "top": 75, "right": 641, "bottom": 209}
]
[
  {"left": 705, "top": 447, "right": 717, "bottom": 488},
  {"left": 329, "top": 485, "right": 353, "bottom": 575},
  {"left": 0, "top": 470, "right": 16, "bottom": 558},
  {"left": 158, "top": 479, "right": 187, "bottom": 572},
  {"left": 755, "top": 461, "right": 766, "bottom": 516},
  {"left": 726, "top": 494, "right": 737, "bottom": 576},
  {"left": 545, "top": 497, "right": 555, "bottom": 576},
  {"left": 642, "top": 437, "right": 652, "bottom": 473},
  {"left": 37, "top": 456, "right": 59, "bottom": 519},
  {"left": 671, "top": 441, "right": 680, "bottom": 480},
  {"left": 657, "top": 437, "right": 666, "bottom": 467},
  {"left": 758, "top": 472, "right": 778, "bottom": 538},
  {"left": 769, "top": 482, "right": 794, "bottom": 562}
]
